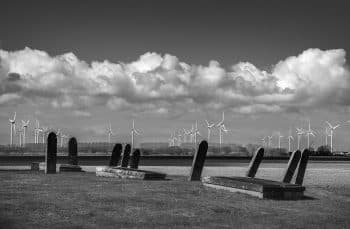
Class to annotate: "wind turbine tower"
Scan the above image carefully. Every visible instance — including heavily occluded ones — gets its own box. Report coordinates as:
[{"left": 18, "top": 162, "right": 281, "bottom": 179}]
[
  {"left": 106, "top": 123, "right": 114, "bottom": 144},
  {"left": 325, "top": 121, "right": 340, "bottom": 153},
  {"left": 296, "top": 127, "right": 304, "bottom": 150},
  {"left": 305, "top": 120, "right": 315, "bottom": 149},
  {"left": 9, "top": 112, "right": 16, "bottom": 146},
  {"left": 267, "top": 135, "right": 273, "bottom": 148},
  {"left": 131, "top": 120, "right": 141, "bottom": 150},
  {"left": 192, "top": 121, "right": 201, "bottom": 150},
  {"left": 204, "top": 119, "right": 215, "bottom": 142},
  {"left": 216, "top": 111, "right": 229, "bottom": 149},
  {"left": 21, "top": 120, "right": 29, "bottom": 146},
  {"left": 277, "top": 132, "right": 284, "bottom": 149},
  {"left": 287, "top": 128, "right": 294, "bottom": 152}
]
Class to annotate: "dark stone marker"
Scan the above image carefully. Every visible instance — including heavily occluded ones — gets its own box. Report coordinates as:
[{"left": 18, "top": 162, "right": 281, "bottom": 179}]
[
  {"left": 68, "top": 137, "right": 78, "bottom": 165},
  {"left": 45, "top": 132, "right": 57, "bottom": 174},
  {"left": 295, "top": 149, "right": 310, "bottom": 185},
  {"left": 281, "top": 150, "right": 301, "bottom": 183},
  {"left": 121, "top": 144, "right": 131, "bottom": 168},
  {"left": 109, "top": 143, "right": 122, "bottom": 167},
  {"left": 130, "top": 149, "right": 141, "bottom": 169},
  {"left": 246, "top": 147, "right": 264, "bottom": 178},
  {"left": 188, "top": 140, "right": 208, "bottom": 181}
]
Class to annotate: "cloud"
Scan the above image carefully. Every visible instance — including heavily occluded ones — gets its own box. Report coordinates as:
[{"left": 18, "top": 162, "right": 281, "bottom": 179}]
[{"left": 0, "top": 47, "right": 349, "bottom": 116}]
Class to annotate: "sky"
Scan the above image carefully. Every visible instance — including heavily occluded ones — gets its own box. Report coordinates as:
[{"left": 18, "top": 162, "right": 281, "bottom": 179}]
[{"left": 1, "top": 0, "right": 350, "bottom": 150}]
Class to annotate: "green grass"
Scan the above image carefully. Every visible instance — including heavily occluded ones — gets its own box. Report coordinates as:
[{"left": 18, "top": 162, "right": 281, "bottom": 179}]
[{"left": 0, "top": 171, "right": 349, "bottom": 229}]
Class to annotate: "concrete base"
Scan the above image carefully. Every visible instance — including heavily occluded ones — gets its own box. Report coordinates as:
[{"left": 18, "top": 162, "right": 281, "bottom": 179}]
[
  {"left": 31, "top": 162, "right": 46, "bottom": 171},
  {"left": 96, "top": 167, "right": 166, "bottom": 180},
  {"left": 59, "top": 164, "right": 83, "bottom": 172},
  {"left": 202, "top": 176, "right": 305, "bottom": 200}
]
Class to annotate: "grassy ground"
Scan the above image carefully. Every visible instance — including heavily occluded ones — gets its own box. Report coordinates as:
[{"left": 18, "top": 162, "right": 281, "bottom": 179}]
[{"left": 0, "top": 171, "right": 350, "bottom": 229}]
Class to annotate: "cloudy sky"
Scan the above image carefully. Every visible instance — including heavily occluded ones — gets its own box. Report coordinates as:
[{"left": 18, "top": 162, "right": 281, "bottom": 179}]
[{"left": 1, "top": 0, "right": 350, "bottom": 150}]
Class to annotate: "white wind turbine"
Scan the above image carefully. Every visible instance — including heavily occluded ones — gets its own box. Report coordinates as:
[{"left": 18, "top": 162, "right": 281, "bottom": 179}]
[
  {"left": 168, "top": 133, "right": 174, "bottom": 147},
  {"left": 21, "top": 120, "right": 29, "bottom": 146},
  {"left": 183, "top": 128, "right": 190, "bottom": 143},
  {"left": 260, "top": 136, "right": 266, "bottom": 147},
  {"left": 9, "top": 112, "right": 16, "bottom": 146},
  {"left": 324, "top": 127, "right": 331, "bottom": 146},
  {"left": 276, "top": 132, "right": 284, "bottom": 149},
  {"left": 41, "top": 127, "right": 48, "bottom": 143},
  {"left": 191, "top": 121, "right": 201, "bottom": 149},
  {"left": 131, "top": 120, "right": 141, "bottom": 150},
  {"left": 216, "top": 111, "right": 229, "bottom": 149},
  {"left": 106, "top": 123, "right": 115, "bottom": 144},
  {"left": 267, "top": 135, "right": 273, "bottom": 147},
  {"left": 172, "top": 131, "right": 178, "bottom": 146},
  {"left": 296, "top": 127, "right": 304, "bottom": 150},
  {"left": 204, "top": 119, "right": 215, "bottom": 143},
  {"left": 287, "top": 128, "right": 294, "bottom": 152},
  {"left": 177, "top": 130, "right": 182, "bottom": 146},
  {"left": 325, "top": 121, "right": 340, "bottom": 153},
  {"left": 34, "top": 120, "right": 41, "bottom": 144},
  {"left": 305, "top": 120, "right": 315, "bottom": 149}
]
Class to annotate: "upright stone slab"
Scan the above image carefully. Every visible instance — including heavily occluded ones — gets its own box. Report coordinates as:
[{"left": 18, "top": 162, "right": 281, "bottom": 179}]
[
  {"left": 130, "top": 149, "right": 141, "bottom": 169},
  {"left": 121, "top": 144, "right": 131, "bottom": 168},
  {"left": 246, "top": 148, "right": 264, "bottom": 178},
  {"left": 109, "top": 143, "right": 122, "bottom": 166},
  {"left": 45, "top": 132, "right": 57, "bottom": 174},
  {"left": 189, "top": 140, "right": 208, "bottom": 181},
  {"left": 281, "top": 150, "right": 301, "bottom": 183},
  {"left": 295, "top": 149, "right": 310, "bottom": 185},
  {"left": 59, "top": 137, "right": 82, "bottom": 172},
  {"left": 68, "top": 137, "right": 78, "bottom": 165}
]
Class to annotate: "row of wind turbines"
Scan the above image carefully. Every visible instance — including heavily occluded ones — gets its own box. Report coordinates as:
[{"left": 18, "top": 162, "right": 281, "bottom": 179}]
[
  {"left": 168, "top": 112, "right": 230, "bottom": 148},
  {"left": 8, "top": 112, "right": 69, "bottom": 147},
  {"left": 260, "top": 120, "right": 347, "bottom": 153},
  {"left": 105, "top": 120, "right": 141, "bottom": 150}
]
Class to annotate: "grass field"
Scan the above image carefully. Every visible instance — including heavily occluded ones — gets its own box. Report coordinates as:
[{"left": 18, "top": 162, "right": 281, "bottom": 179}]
[{"left": 1, "top": 171, "right": 350, "bottom": 229}]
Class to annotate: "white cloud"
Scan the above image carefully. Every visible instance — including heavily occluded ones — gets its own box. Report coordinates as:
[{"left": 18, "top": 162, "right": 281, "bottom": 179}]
[{"left": 0, "top": 47, "right": 349, "bottom": 116}]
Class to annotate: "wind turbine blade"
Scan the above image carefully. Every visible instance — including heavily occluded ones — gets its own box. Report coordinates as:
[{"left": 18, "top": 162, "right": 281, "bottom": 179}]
[
  {"left": 334, "top": 124, "right": 340, "bottom": 129},
  {"left": 134, "top": 129, "right": 141, "bottom": 135},
  {"left": 325, "top": 121, "right": 332, "bottom": 128},
  {"left": 205, "top": 120, "right": 209, "bottom": 126}
]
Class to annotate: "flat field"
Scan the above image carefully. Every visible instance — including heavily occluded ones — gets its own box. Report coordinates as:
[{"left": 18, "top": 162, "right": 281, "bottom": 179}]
[{"left": 0, "top": 169, "right": 350, "bottom": 229}]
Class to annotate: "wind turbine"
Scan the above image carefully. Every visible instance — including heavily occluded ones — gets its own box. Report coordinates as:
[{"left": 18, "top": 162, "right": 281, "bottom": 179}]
[
  {"left": 9, "top": 112, "right": 16, "bottom": 146},
  {"left": 296, "top": 127, "right": 304, "bottom": 150},
  {"left": 168, "top": 133, "right": 174, "bottom": 147},
  {"left": 267, "top": 135, "right": 273, "bottom": 147},
  {"left": 21, "top": 120, "right": 29, "bottom": 146},
  {"left": 41, "top": 127, "right": 48, "bottom": 143},
  {"left": 131, "top": 120, "right": 141, "bottom": 150},
  {"left": 183, "top": 128, "right": 190, "bottom": 143},
  {"left": 106, "top": 123, "right": 114, "bottom": 144},
  {"left": 216, "top": 111, "right": 228, "bottom": 149},
  {"left": 192, "top": 121, "right": 201, "bottom": 149},
  {"left": 305, "top": 120, "right": 315, "bottom": 149},
  {"left": 287, "top": 128, "right": 294, "bottom": 152},
  {"left": 325, "top": 121, "right": 340, "bottom": 153},
  {"left": 34, "top": 120, "right": 41, "bottom": 144},
  {"left": 204, "top": 119, "right": 215, "bottom": 142},
  {"left": 260, "top": 136, "right": 266, "bottom": 147},
  {"left": 276, "top": 132, "right": 284, "bottom": 149},
  {"left": 324, "top": 127, "right": 331, "bottom": 146},
  {"left": 177, "top": 130, "right": 182, "bottom": 146}
]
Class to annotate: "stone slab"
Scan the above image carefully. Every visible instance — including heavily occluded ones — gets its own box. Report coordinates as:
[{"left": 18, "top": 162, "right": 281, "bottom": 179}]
[
  {"left": 96, "top": 167, "right": 166, "bottom": 180},
  {"left": 59, "top": 164, "right": 83, "bottom": 172},
  {"left": 202, "top": 176, "right": 305, "bottom": 200},
  {"left": 246, "top": 147, "right": 264, "bottom": 178}
]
